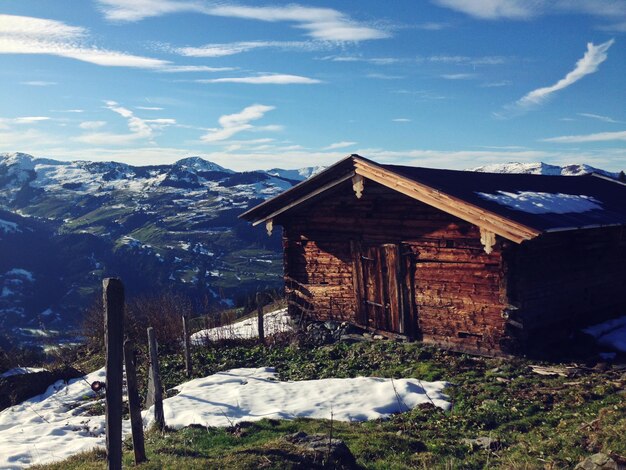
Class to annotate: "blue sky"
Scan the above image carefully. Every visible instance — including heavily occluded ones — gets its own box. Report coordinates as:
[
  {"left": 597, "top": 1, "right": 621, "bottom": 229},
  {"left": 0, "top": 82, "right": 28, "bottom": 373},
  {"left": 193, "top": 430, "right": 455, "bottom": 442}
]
[{"left": 0, "top": 0, "right": 625, "bottom": 171}]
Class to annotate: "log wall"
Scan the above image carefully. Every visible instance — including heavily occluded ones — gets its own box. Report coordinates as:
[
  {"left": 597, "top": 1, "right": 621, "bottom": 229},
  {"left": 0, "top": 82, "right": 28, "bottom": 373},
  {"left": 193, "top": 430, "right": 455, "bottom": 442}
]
[
  {"left": 279, "top": 180, "right": 515, "bottom": 355},
  {"left": 504, "top": 226, "right": 626, "bottom": 354}
]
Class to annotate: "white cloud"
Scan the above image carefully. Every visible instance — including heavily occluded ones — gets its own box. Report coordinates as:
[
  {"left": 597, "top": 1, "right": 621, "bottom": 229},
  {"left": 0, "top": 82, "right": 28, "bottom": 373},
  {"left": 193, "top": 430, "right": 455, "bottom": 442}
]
[
  {"left": 159, "top": 65, "right": 236, "bottom": 73},
  {"left": 20, "top": 81, "right": 57, "bottom": 86},
  {"left": 323, "top": 141, "right": 357, "bottom": 150},
  {"left": 416, "top": 22, "right": 451, "bottom": 30},
  {"left": 176, "top": 40, "right": 324, "bottom": 58},
  {"left": 321, "top": 55, "right": 402, "bottom": 65},
  {"left": 15, "top": 116, "right": 51, "bottom": 124},
  {"left": 0, "top": 116, "right": 50, "bottom": 129},
  {"left": 577, "top": 113, "right": 623, "bottom": 124},
  {"left": 97, "top": 1, "right": 389, "bottom": 41},
  {"left": 542, "top": 130, "right": 626, "bottom": 143},
  {"left": 197, "top": 74, "right": 322, "bottom": 85},
  {"left": 432, "top": 0, "right": 539, "bottom": 19},
  {"left": 79, "top": 121, "right": 107, "bottom": 130},
  {"left": 0, "top": 14, "right": 235, "bottom": 71},
  {"left": 201, "top": 104, "right": 276, "bottom": 143},
  {"left": 392, "top": 118, "right": 411, "bottom": 122},
  {"left": 433, "top": 0, "right": 626, "bottom": 22},
  {"left": 441, "top": 73, "right": 476, "bottom": 80},
  {"left": 502, "top": 39, "right": 614, "bottom": 115},
  {"left": 481, "top": 80, "right": 512, "bottom": 87},
  {"left": 75, "top": 101, "right": 176, "bottom": 145},
  {"left": 136, "top": 106, "right": 164, "bottom": 111}
]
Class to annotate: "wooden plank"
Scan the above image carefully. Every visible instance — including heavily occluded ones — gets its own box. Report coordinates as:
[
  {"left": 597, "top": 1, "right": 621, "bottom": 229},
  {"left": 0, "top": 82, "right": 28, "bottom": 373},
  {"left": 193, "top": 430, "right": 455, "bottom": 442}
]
[
  {"left": 182, "top": 315, "right": 192, "bottom": 378},
  {"left": 350, "top": 240, "right": 365, "bottom": 325},
  {"left": 147, "top": 327, "right": 165, "bottom": 431},
  {"left": 256, "top": 292, "right": 265, "bottom": 346},
  {"left": 103, "top": 278, "right": 124, "bottom": 470},
  {"left": 382, "top": 244, "right": 403, "bottom": 334},
  {"left": 123, "top": 340, "right": 147, "bottom": 464}
]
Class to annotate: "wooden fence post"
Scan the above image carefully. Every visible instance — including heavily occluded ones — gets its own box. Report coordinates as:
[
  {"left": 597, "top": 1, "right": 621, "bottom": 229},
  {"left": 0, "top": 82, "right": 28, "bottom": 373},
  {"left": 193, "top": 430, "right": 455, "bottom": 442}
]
[
  {"left": 147, "top": 327, "right": 165, "bottom": 431},
  {"left": 182, "top": 315, "right": 192, "bottom": 378},
  {"left": 103, "top": 278, "right": 124, "bottom": 470},
  {"left": 256, "top": 292, "right": 265, "bottom": 346},
  {"left": 123, "top": 340, "right": 147, "bottom": 464}
]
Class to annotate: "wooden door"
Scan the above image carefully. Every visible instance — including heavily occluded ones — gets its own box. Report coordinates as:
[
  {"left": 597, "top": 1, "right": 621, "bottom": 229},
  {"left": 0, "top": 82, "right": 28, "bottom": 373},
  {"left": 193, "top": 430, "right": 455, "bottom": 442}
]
[{"left": 352, "top": 242, "right": 407, "bottom": 334}]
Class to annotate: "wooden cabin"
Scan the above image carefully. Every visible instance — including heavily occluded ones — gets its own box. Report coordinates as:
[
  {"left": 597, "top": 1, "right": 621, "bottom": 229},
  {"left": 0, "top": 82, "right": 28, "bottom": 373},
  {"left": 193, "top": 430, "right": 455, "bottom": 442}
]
[{"left": 241, "top": 155, "right": 626, "bottom": 356}]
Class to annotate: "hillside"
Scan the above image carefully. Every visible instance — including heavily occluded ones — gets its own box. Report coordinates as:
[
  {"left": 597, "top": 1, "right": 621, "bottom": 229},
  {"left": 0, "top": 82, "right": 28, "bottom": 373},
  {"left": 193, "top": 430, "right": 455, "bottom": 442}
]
[
  {"left": 4, "top": 336, "right": 625, "bottom": 469},
  {"left": 0, "top": 153, "right": 320, "bottom": 346}
]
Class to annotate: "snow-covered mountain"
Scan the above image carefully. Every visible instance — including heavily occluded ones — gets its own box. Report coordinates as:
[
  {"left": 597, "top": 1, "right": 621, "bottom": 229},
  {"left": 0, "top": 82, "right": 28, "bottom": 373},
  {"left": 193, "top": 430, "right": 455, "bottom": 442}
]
[
  {"left": 0, "top": 152, "right": 318, "bottom": 345},
  {"left": 471, "top": 161, "right": 620, "bottom": 178}
]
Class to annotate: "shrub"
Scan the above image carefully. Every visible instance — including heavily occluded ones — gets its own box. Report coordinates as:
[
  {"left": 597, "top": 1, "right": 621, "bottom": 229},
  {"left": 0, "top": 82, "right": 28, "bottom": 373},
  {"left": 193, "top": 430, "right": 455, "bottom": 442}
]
[{"left": 81, "top": 292, "right": 195, "bottom": 353}]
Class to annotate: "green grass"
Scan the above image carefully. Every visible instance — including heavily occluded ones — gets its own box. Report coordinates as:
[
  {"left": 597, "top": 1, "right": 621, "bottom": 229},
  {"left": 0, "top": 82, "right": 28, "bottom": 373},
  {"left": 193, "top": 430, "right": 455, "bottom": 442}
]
[{"left": 35, "top": 340, "right": 626, "bottom": 469}]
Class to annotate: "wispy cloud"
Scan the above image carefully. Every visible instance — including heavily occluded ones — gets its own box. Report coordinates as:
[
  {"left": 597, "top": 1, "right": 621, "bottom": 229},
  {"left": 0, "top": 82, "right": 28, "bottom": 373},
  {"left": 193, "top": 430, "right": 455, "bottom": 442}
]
[
  {"left": 432, "top": 0, "right": 541, "bottom": 19},
  {"left": 0, "top": 116, "right": 51, "bottom": 126},
  {"left": 320, "top": 55, "right": 401, "bottom": 65},
  {"left": 481, "top": 80, "right": 512, "bottom": 87},
  {"left": 577, "top": 113, "right": 623, "bottom": 124},
  {"left": 498, "top": 39, "right": 614, "bottom": 117},
  {"left": 392, "top": 118, "right": 411, "bottom": 122},
  {"left": 432, "top": 0, "right": 626, "bottom": 23},
  {"left": 367, "top": 73, "right": 404, "bottom": 80},
  {"left": 75, "top": 101, "right": 176, "bottom": 145},
  {"left": 159, "top": 65, "right": 236, "bottom": 73},
  {"left": 136, "top": 106, "right": 164, "bottom": 111},
  {"left": 201, "top": 104, "right": 276, "bottom": 143},
  {"left": 176, "top": 40, "right": 325, "bottom": 58},
  {"left": 441, "top": 73, "right": 476, "bottom": 80},
  {"left": 542, "top": 130, "right": 626, "bottom": 143},
  {"left": 197, "top": 74, "right": 321, "bottom": 85},
  {"left": 393, "top": 89, "right": 448, "bottom": 101},
  {"left": 97, "top": 1, "right": 389, "bottom": 41},
  {"left": 20, "top": 80, "right": 57, "bottom": 86},
  {"left": 0, "top": 14, "right": 234, "bottom": 72},
  {"left": 322, "top": 54, "right": 506, "bottom": 66},
  {"left": 79, "top": 121, "right": 107, "bottom": 130},
  {"left": 323, "top": 141, "right": 357, "bottom": 150},
  {"left": 416, "top": 22, "right": 451, "bottom": 30}
]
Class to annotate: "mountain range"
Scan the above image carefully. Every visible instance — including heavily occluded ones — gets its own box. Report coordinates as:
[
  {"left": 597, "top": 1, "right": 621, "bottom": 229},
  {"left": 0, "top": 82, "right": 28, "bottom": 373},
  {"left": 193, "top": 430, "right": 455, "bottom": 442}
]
[{"left": 0, "top": 152, "right": 620, "bottom": 347}]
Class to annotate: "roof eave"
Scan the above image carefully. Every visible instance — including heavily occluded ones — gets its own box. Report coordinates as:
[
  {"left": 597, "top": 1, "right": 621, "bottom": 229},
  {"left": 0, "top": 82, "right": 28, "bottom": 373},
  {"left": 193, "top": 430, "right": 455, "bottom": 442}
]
[{"left": 240, "top": 155, "right": 543, "bottom": 244}]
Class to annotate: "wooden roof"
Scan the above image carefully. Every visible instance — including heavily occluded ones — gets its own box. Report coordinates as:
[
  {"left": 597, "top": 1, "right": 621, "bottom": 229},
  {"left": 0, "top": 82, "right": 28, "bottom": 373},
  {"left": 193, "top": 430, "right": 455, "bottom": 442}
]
[{"left": 240, "top": 155, "right": 626, "bottom": 244}]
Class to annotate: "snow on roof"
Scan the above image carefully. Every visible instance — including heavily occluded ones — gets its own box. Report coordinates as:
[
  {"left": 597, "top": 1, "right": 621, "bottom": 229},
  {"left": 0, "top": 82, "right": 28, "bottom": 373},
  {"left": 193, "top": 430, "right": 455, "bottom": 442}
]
[
  {"left": 476, "top": 191, "right": 603, "bottom": 215},
  {"left": 0, "top": 366, "right": 449, "bottom": 468}
]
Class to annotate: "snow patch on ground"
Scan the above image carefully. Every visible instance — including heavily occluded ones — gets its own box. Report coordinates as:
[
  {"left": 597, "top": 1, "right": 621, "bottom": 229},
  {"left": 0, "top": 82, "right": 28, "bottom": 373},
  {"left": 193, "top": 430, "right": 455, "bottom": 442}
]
[
  {"left": 0, "top": 367, "right": 47, "bottom": 378},
  {"left": 191, "top": 308, "right": 292, "bottom": 344},
  {"left": 0, "top": 219, "right": 20, "bottom": 234},
  {"left": 5, "top": 269, "right": 34, "bottom": 282},
  {"left": 146, "top": 367, "right": 450, "bottom": 430},
  {"left": 583, "top": 316, "right": 626, "bottom": 353},
  {"left": 476, "top": 191, "right": 603, "bottom": 214},
  {"left": 0, "top": 366, "right": 449, "bottom": 468}
]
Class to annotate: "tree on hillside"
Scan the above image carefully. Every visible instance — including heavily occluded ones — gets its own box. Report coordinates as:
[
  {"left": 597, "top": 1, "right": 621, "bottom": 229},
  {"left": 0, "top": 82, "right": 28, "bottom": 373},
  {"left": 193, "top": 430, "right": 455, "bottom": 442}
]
[{"left": 619, "top": 170, "right": 626, "bottom": 183}]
